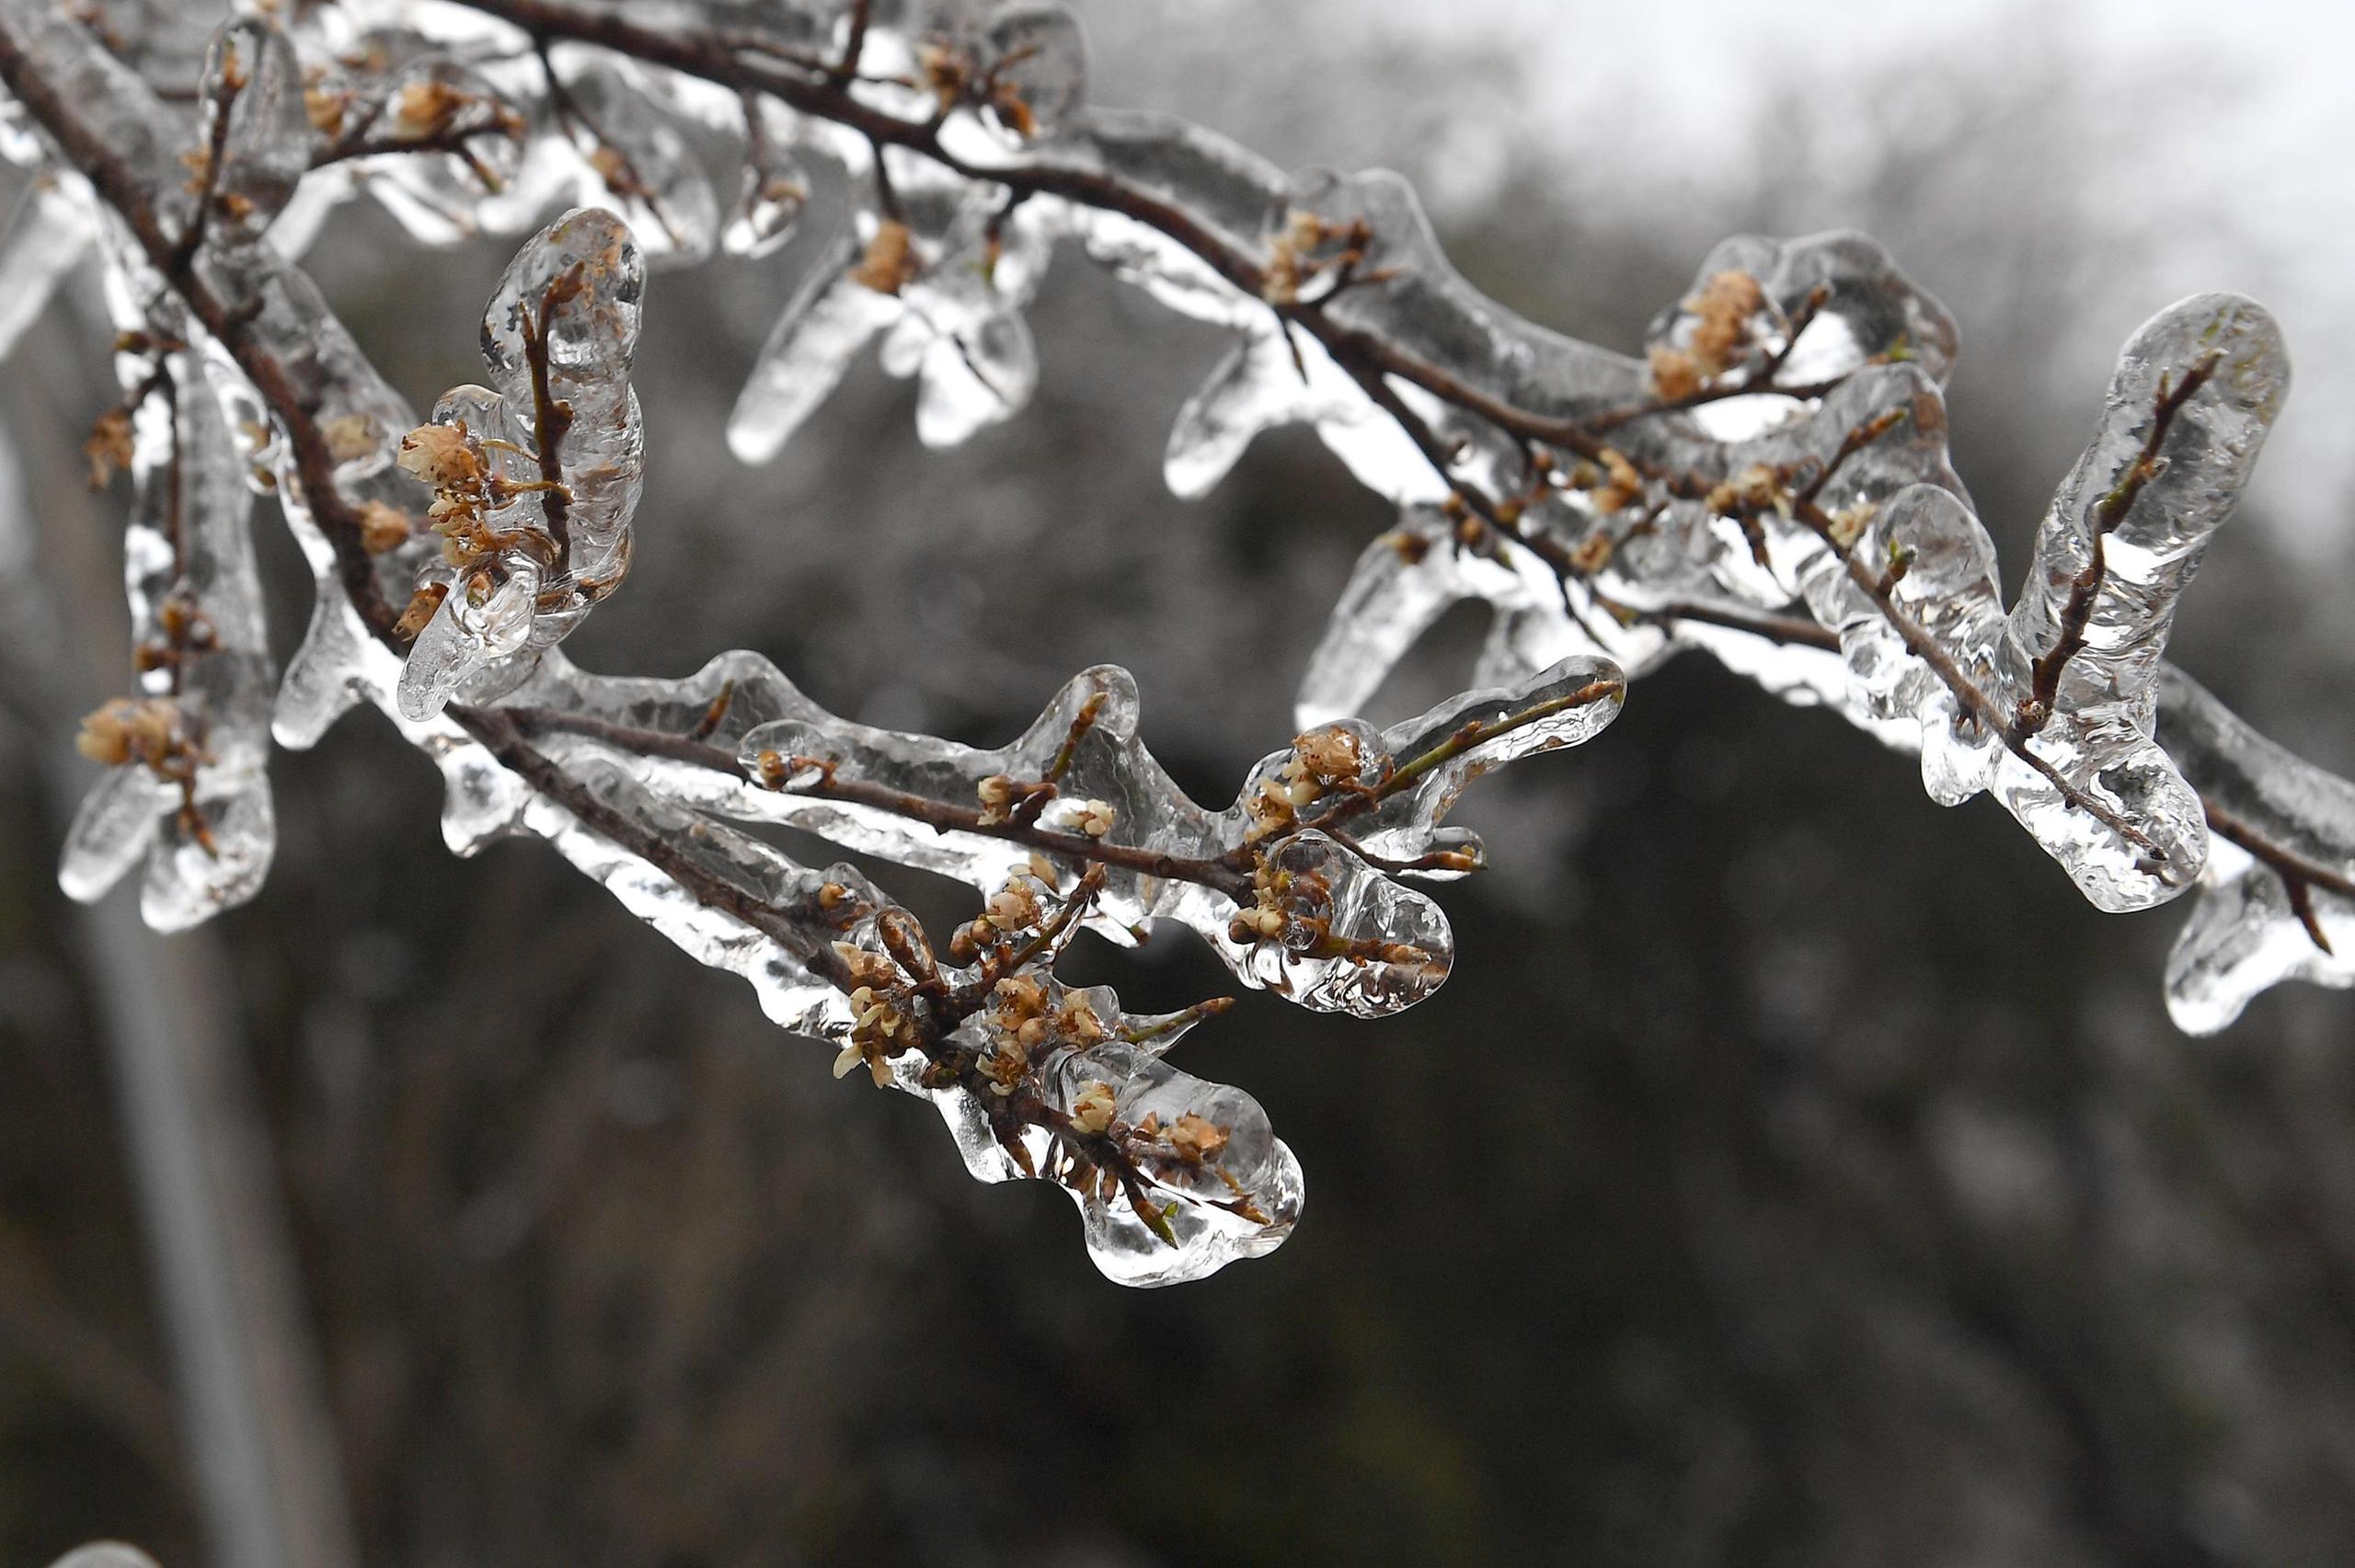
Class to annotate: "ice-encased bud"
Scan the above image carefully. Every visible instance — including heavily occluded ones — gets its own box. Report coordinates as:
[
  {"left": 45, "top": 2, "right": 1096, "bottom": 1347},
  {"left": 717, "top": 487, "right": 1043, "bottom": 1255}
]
[
  {"left": 59, "top": 338, "right": 277, "bottom": 930},
  {"left": 396, "top": 210, "right": 646, "bottom": 719},
  {"left": 348, "top": 56, "right": 531, "bottom": 246},
  {"left": 397, "top": 552, "right": 543, "bottom": 720},
  {"left": 982, "top": 6, "right": 1086, "bottom": 141},
  {"left": 1221, "top": 830, "right": 1452, "bottom": 1016},
  {"left": 2155, "top": 668, "right": 2355, "bottom": 1033},
  {"left": 1043, "top": 1038, "right": 1301, "bottom": 1286},
  {"left": 1643, "top": 231, "right": 1961, "bottom": 402},
  {"left": 1798, "top": 483, "right": 2006, "bottom": 806},
  {"left": 1994, "top": 293, "right": 2288, "bottom": 911},
  {"left": 723, "top": 97, "right": 809, "bottom": 258},
  {"left": 555, "top": 57, "right": 718, "bottom": 268},
  {"left": 200, "top": 20, "right": 309, "bottom": 243}
]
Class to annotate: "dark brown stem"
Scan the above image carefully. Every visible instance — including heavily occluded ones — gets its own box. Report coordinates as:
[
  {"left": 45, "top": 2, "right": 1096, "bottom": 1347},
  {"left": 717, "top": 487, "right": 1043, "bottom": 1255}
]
[
  {"left": 516, "top": 270, "right": 580, "bottom": 568},
  {"left": 2019, "top": 356, "right": 2218, "bottom": 734},
  {"left": 2204, "top": 798, "right": 2354, "bottom": 955},
  {"left": 500, "top": 704, "right": 1255, "bottom": 898}
]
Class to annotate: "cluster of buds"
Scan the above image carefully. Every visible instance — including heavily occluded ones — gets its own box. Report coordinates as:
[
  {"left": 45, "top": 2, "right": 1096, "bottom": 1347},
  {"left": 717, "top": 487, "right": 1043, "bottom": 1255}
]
[
  {"left": 387, "top": 77, "right": 523, "bottom": 147},
  {"left": 829, "top": 936, "right": 920, "bottom": 1087},
  {"left": 1704, "top": 462, "right": 1793, "bottom": 521},
  {"left": 1259, "top": 209, "right": 1374, "bottom": 307},
  {"left": 1243, "top": 725, "right": 1366, "bottom": 844},
  {"left": 1137, "top": 1107, "right": 1231, "bottom": 1166},
  {"left": 1572, "top": 447, "right": 1647, "bottom": 518},
  {"left": 76, "top": 696, "right": 214, "bottom": 853},
  {"left": 396, "top": 418, "right": 566, "bottom": 587},
  {"left": 1063, "top": 1078, "right": 1235, "bottom": 1188},
  {"left": 977, "top": 974, "right": 1109, "bottom": 1098},
  {"left": 1824, "top": 497, "right": 1881, "bottom": 553},
  {"left": 1228, "top": 855, "right": 1297, "bottom": 944},
  {"left": 302, "top": 63, "right": 348, "bottom": 137},
  {"left": 133, "top": 591, "right": 219, "bottom": 677},
  {"left": 1647, "top": 269, "right": 1771, "bottom": 401},
  {"left": 1063, "top": 797, "right": 1116, "bottom": 838},
  {"left": 974, "top": 771, "right": 1024, "bottom": 826},
  {"left": 950, "top": 854, "right": 1058, "bottom": 961},
  {"left": 76, "top": 696, "right": 198, "bottom": 774}
]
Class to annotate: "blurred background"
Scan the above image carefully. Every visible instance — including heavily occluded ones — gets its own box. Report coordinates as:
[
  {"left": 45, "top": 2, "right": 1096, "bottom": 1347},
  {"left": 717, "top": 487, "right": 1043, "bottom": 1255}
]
[{"left": 5, "top": 0, "right": 2355, "bottom": 1562}]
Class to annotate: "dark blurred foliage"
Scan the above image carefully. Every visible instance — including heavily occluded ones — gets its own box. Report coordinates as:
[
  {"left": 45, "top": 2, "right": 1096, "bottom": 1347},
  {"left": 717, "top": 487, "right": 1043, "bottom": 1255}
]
[{"left": 6, "top": 11, "right": 2355, "bottom": 1567}]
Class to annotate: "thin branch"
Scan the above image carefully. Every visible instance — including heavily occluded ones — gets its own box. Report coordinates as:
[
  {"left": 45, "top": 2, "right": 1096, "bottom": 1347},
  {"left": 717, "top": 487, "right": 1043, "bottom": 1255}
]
[
  {"left": 2205, "top": 797, "right": 2353, "bottom": 955},
  {"left": 500, "top": 704, "right": 1255, "bottom": 898},
  {"left": 432, "top": 0, "right": 2325, "bottom": 894},
  {"left": 2019, "top": 356, "right": 2218, "bottom": 733}
]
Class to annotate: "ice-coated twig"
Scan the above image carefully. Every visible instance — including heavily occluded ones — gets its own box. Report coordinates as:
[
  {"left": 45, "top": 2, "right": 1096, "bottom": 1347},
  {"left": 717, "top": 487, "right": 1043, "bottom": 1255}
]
[
  {"left": 6, "top": 0, "right": 2354, "bottom": 1297},
  {"left": 0, "top": 2, "right": 1623, "bottom": 1282},
  {"left": 408, "top": 0, "right": 2355, "bottom": 1002}
]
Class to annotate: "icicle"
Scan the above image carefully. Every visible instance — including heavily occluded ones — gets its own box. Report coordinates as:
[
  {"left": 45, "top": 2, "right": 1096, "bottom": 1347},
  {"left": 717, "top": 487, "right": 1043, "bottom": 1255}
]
[
  {"left": 722, "top": 95, "right": 809, "bottom": 258},
  {"left": 199, "top": 19, "right": 309, "bottom": 244},
  {"left": 728, "top": 257, "right": 902, "bottom": 461},
  {"left": 2156, "top": 668, "right": 2355, "bottom": 1033},
  {"left": 394, "top": 207, "right": 645, "bottom": 721},
  {"left": 59, "top": 292, "right": 277, "bottom": 929},
  {"left": 1993, "top": 293, "right": 2288, "bottom": 911},
  {"left": 979, "top": 6, "right": 1086, "bottom": 143},
  {"left": 551, "top": 55, "right": 718, "bottom": 268}
]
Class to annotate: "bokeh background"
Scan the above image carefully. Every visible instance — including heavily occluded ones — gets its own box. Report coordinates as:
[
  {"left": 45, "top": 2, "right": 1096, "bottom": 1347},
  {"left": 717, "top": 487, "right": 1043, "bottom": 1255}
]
[{"left": 5, "top": 0, "right": 2355, "bottom": 1562}]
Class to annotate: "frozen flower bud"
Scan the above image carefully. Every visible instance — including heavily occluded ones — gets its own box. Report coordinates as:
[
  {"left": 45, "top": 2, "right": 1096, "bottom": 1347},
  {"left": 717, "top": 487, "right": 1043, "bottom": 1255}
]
[
  {"left": 1070, "top": 1080, "right": 1118, "bottom": 1138},
  {"left": 321, "top": 413, "right": 383, "bottom": 464},
  {"left": 396, "top": 421, "right": 479, "bottom": 486},
  {"left": 356, "top": 499, "right": 412, "bottom": 555},
  {"left": 986, "top": 884, "right": 1040, "bottom": 929},
  {"left": 76, "top": 697, "right": 176, "bottom": 767},
  {"left": 1291, "top": 725, "right": 1363, "bottom": 784},
  {"left": 391, "top": 78, "right": 468, "bottom": 141},
  {"left": 1167, "top": 1112, "right": 1229, "bottom": 1164},
  {"left": 1071, "top": 798, "right": 1116, "bottom": 838},
  {"left": 85, "top": 407, "right": 134, "bottom": 487},
  {"left": 849, "top": 219, "right": 920, "bottom": 296}
]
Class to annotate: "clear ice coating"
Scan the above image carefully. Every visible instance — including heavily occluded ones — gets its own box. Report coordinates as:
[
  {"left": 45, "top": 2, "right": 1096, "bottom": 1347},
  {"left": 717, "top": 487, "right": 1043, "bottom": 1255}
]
[
  {"left": 903, "top": 974, "right": 1301, "bottom": 1285},
  {"left": 199, "top": 19, "right": 310, "bottom": 244},
  {"left": 728, "top": 162, "right": 1059, "bottom": 458},
  {"left": 396, "top": 207, "right": 646, "bottom": 721},
  {"left": 496, "top": 647, "right": 1619, "bottom": 1018},
  {"left": 546, "top": 53, "right": 718, "bottom": 269},
  {"left": 58, "top": 282, "right": 276, "bottom": 929},
  {"left": 2155, "top": 668, "right": 2355, "bottom": 1034},
  {"left": 980, "top": 6, "right": 1087, "bottom": 142},
  {"left": 306, "top": 42, "right": 532, "bottom": 250},
  {"left": 722, "top": 95, "right": 809, "bottom": 258},
  {"left": 11, "top": 0, "right": 2355, "bottom": 1306},
  {"left": 1993, "top": 294, "right": 2288, "bottom": 911}
]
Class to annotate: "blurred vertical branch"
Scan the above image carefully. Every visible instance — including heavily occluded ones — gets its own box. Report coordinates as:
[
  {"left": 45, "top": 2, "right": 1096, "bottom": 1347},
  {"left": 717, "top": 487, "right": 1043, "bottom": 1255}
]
[{"left": 0, "top": 319, "right": 356, "bottom": 1568}]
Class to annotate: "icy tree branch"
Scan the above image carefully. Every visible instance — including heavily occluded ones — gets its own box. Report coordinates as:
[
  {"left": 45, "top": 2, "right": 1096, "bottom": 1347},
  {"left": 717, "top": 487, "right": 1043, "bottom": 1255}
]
[{"left": 2, "top": 0, "right": 2349, "bottom": 1292}]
